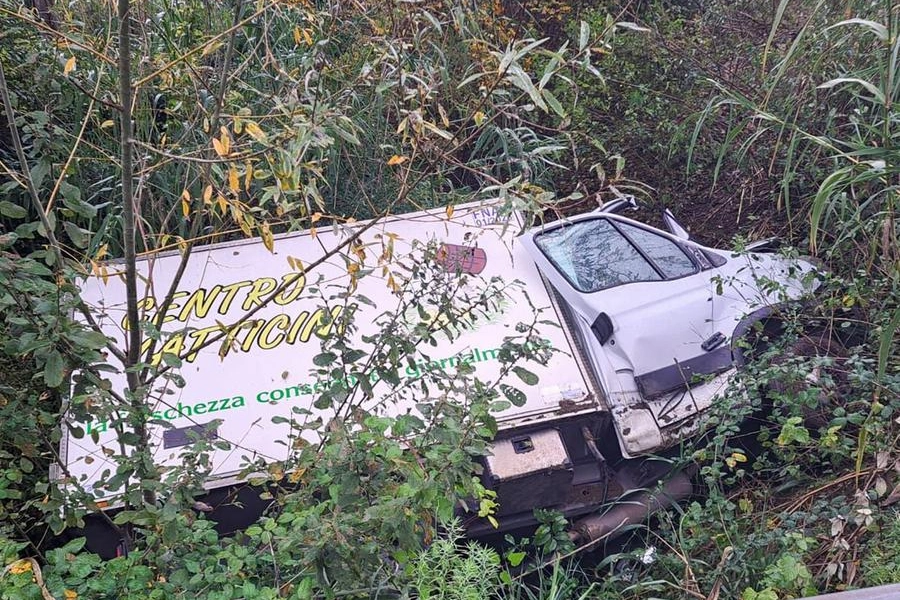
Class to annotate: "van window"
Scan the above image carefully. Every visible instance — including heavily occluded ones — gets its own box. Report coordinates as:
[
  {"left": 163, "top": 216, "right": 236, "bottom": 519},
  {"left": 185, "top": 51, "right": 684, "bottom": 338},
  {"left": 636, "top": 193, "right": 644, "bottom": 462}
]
[
  {"left": 534, "top": 219, "right": 661, "bottom": 292},
  {"left": 616, "top": 222, "right": 696, "bottom": 279}
]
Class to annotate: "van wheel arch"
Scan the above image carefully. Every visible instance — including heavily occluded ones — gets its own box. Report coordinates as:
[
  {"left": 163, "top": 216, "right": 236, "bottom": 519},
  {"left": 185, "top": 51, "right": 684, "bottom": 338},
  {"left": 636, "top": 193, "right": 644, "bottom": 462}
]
[{"left": 731, "top": 300, "right": 865, "bottom": 366}]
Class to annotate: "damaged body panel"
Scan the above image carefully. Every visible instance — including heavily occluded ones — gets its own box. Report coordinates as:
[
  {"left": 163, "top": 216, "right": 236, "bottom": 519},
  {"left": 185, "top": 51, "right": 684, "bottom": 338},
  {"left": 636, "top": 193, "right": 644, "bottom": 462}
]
[{"left": 518, "top": 210, "right": 818, "bottom": 459}]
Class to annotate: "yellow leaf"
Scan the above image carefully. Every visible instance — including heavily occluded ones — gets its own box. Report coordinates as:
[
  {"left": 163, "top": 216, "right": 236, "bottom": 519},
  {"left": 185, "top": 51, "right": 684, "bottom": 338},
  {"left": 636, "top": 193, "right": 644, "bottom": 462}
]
[
  {"left": 100, "top": 119, "right": 115, "bottom": 129},
  {"left": 260, "top": 221, "right": 274, "bottom": 253},
  {"left": 228, "top": 166, "right": 240, "bottom": 193},
  {"left": 244, "top": 120, "right": 267, "bottom": 143},
  {"left": 64, "top": 56, "right": 76, "bottom": 75},
  {"left": 180, "top": 189, "right": 190, "bottom": 218},
  {"left": 387, "top": 273, "right": 400, "bottom": 293},
  {"left": 8, "top": 560, "right": 32, "bottom": 575},
  {"left": 202, "top": 184, "right": 213, "bottom": 205},
  {"left": 220, "top": 126, "right": 231, "bottom": 154},
  {"left": 438, "top": 104, "right": 449, "bottom": 128},
  {"left": 201, "top": 40, "right": 223, "bottom": 56},
  {"left": 288, "top": 468, "right": 306, "bottom": 483},
  {"left": 244, "top": 160, "right": 253, "bottom": 191},
  {"left": 309, "top": 226, "right": 317, "bottom": 240},
  {"left": 212, "top": 137, "right": 227, "bottom": 157},
  {"left": 65, "top": 590, "right": 78, "bottom": 600},
  {"left": 473, "top": 111, "right": 486, "bottom": 126},
  {"left": 387, "top": 155, "right": 408, "bottom": 166},
  {"left": 311, "top": 212, "right": 322, "bottom": 223},
  {"left": 446, "top": 204, "right": 454, "bottom": 218},
  {"left": 301, "top": 28, "right": 313, "bottom": 46},
  {"left": 293, "top": 26, "right": 302, "bottom": 45}
]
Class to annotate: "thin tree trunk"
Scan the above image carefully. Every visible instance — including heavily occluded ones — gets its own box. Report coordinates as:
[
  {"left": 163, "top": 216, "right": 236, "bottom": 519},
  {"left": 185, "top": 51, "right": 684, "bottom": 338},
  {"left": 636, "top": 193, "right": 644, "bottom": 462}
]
[{"left": 117, "top": 0, "right": 155, "bottom": 508}]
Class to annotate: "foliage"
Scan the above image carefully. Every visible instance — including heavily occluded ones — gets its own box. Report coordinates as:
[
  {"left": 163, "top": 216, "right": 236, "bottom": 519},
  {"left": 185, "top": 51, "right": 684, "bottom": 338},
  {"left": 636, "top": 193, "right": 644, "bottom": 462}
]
[
  {"left": 408, "top": 520, "right": 503, "bottom": 600},
  {"left": 0, "top": 0, "right": 634, "bottom": 596},
  {"left": 1, "top": 0, "right": 899, "bottom": 598},
  {"left": 861, "top": 510, "right": 900, "bottom": 587}
]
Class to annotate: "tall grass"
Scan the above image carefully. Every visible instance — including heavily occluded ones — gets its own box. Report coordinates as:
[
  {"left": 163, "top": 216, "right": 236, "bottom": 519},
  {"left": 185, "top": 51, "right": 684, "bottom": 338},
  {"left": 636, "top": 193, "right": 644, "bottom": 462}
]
[{"left": 690, "top": 0, "right": 898, "bottom": 271}]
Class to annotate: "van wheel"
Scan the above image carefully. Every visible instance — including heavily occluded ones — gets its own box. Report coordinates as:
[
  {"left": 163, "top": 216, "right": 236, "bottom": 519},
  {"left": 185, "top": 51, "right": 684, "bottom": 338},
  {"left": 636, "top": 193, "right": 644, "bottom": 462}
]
[{"left": 766, "top": 332, "right": 848, "bottom": 430}]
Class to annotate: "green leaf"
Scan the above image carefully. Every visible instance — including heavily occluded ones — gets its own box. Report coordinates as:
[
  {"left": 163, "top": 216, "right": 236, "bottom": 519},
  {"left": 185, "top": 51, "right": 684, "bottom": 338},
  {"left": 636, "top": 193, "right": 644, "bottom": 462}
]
[
  {"left": 506, "top": 65, "right": 547, "bottom": 112},
  {"left": 37, "top": 210, "right": 56, "bottom": 237},
  {"left": 877, "top": 307, "right": 900, "bottom": 383},
  {"left": 500, "top": 384, "right": 526, "bottom": 407},
  {"left": 63, "top": 221, "right": 89, "bottom": 248},
  {"left": 30, "top": 161, "right": 49, "bottom": 190},
  {"left": 60, "top": 537, "right": 86, "bottom": 554},
  {"left": 43, "top": 349, "right": 65, "bottom": 387},
  {"left": 313, "top": 352, "right": 336, "bottom": 367},
  {"left": 810, "top": 166, "right": 852, "bottom": 253},
  {"left": 615, "top": 21, "right": 650, "bottom": 32},
  {"left": 161, "top": 352, "right": 182, "bottom": 368},
  {"left": 817, "top": 77, "right": 885, "bottom": 104},
  {"left": 58, "top": 180, "right": 81, "bottom": 203},
  {"left": 541, "top": 88, "right": 565, "bottom": 118},
  {"left": 760, "top": 0, "right": 790, "bottom": 73},
  {"left": 507, "top": 551, "right": 526, "bottom": 567},
  {"left": 827, "top": 18, "right": 889, "bottom": 41},
  {"left": 0, "top": 201, "right": 28, "bottom": 219},
  {"left": 512, "top": 366, "right": 539, "bottom": 386},
  {"left": 578, "top": 21, "right": 590, "bottom": 51},
  {"left": 61, "top": 182, "right": 97, "bottom": 218},
  {"left": 313, "top": 391, "right": 333, "bottom": 409},
  {"left": 68, "top": 329, "right": 110, "bottom": 351},
  {"left": 342, "top": 349, "right": 367, "bottom": 363}
]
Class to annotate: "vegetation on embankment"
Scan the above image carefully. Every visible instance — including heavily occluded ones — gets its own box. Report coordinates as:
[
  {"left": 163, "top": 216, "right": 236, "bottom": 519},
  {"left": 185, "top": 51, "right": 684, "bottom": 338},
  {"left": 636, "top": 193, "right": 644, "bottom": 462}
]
[{"left": 0, "top": 0, "right": 897, "bottom": 598}]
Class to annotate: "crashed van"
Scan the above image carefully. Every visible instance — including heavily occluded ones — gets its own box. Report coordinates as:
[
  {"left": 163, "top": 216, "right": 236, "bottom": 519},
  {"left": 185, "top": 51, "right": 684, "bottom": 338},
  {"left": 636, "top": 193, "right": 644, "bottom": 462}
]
[{"left": 60, "top": 199, "right": 836, "bottom": 555}]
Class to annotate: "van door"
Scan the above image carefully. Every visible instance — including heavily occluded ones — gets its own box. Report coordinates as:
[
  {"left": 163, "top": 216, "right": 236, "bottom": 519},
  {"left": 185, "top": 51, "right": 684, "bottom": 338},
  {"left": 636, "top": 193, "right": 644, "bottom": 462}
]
[{"left": 520, "top": 215, "right": 735, "bottom": 452}]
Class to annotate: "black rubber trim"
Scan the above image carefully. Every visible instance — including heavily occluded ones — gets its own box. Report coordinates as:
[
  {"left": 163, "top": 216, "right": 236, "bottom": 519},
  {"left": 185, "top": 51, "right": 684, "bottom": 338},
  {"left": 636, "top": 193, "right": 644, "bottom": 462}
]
[
  {"left": 730, "top": 306, "right": 777, "bottom": 367},
  {"left": 703, "top": 249, "right": 727, "bottom": 267},
  {"left": 591, "top": 312, "right": 614, "bottom": 345},
  {"left": 635, "top": 346, "right": 734, "bottom": 399}
]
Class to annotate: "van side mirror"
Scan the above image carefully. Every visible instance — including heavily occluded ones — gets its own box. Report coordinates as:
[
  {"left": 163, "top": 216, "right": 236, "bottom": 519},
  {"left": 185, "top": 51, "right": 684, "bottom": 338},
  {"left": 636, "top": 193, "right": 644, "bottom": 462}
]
[
  {"left": 599, "top": 196, "right": 638, "bottom": 215},
  {"left": 663, "top": 209, "right": 690, "bottom": 240}
]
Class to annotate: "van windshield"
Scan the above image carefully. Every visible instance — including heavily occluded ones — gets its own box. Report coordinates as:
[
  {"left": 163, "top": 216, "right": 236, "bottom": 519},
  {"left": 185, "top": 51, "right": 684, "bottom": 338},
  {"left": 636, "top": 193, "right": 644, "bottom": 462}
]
[{"left": 534, "top": 219, "right": 661, "bottom": 292}]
